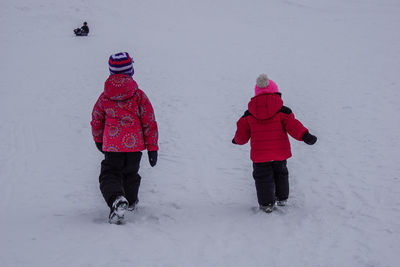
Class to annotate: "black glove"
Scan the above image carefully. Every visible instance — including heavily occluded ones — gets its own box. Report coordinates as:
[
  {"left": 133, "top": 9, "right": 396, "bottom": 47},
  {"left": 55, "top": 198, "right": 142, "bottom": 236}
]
[
  {"left": 303, "top": 132, "right": 317, "bottom": 145},
  {"left": 148, "top": 151, "right": 158, "bottom": 167},
  {"left": 232, "top": 138, "right": 237, "bottom": 144},
  {"left": 95, "top": 142, "right": 105, "bottom": 153}
]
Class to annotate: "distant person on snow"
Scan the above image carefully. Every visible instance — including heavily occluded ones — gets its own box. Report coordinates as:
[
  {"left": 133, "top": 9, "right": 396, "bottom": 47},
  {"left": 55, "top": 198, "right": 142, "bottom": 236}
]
[
  {"left": 74, "top": 21, "right": 89, "bottom": 36},
  {"left": 91, "top": 52, "right": 159, "bottom": 224},
  {"left": 232, "top": 74, "right": 317, "bottom": 213}
]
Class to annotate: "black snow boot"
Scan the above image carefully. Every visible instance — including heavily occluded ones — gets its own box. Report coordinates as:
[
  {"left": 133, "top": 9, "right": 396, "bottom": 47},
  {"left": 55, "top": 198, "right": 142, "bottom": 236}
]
[{"left": 109, "top": 196, "right": 129, "bottom": 224}]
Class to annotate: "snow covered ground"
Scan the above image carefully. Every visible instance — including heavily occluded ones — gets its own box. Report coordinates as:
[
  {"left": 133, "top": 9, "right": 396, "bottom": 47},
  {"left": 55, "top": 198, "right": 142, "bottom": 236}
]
[{"left": 1, "top": 0, "right": 400, "bottom": 266}]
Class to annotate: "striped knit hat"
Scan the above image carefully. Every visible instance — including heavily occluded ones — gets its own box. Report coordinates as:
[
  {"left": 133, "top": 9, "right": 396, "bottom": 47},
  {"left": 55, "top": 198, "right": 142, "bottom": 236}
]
[{"left": 108, "top": 52, "right": 134, "bottom": 76}]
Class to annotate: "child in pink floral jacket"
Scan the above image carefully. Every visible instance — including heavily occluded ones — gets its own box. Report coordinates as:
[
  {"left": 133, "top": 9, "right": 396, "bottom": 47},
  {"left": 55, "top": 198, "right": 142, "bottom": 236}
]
[{"left": 91, "top": 52, "right": 159, "bottom": 223}]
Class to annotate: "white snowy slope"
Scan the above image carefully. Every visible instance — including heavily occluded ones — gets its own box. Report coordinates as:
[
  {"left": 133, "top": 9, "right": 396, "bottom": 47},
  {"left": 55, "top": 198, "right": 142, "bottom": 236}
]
[{"left": 1, "top": 0, "right": 399, "bottom": 266}]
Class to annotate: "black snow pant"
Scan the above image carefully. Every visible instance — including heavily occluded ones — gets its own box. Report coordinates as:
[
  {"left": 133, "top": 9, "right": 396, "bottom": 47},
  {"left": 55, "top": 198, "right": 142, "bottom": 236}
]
[
  {"left": 252, "top": 160, "right": 289, "bottom": 206},
  {"left": 99, "top": 152, "right": 142, "bottom": 207}
]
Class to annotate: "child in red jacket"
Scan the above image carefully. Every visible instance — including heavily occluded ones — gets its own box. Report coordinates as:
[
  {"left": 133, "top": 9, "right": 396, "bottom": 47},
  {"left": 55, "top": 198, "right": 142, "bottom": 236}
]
[
  {"left": 232, "top": 74, "right": 317, "bottom": 213},
  {"left": 91, "top": 52, "right": 159, "bottom": 223}
]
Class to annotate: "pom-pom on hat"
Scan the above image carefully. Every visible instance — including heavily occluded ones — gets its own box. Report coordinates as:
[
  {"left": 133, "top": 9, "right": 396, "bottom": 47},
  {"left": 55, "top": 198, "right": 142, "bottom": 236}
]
[
  {"left": 254, "top": 74, "right": 279, "bottom": 96},
  {"left": 109, "top": 52, "right": 134, "bottom": 76}
]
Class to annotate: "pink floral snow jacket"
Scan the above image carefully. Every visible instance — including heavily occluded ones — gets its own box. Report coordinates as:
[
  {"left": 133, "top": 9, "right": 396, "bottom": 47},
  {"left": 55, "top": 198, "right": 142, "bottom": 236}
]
[{"left": 91, "top": 74, "right": 159, "bottom": 152}]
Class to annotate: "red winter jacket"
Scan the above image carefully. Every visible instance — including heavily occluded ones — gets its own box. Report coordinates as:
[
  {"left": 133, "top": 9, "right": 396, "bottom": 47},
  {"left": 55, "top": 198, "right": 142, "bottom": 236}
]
[
  {"left": 91, "top": 74, "right": 158, "bottom": 152},
  {"left": 234, "top": 93, "right": 308, "bottom": 163}
]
